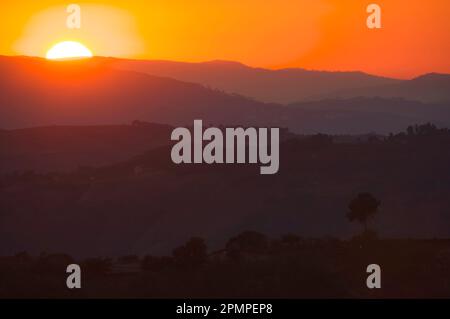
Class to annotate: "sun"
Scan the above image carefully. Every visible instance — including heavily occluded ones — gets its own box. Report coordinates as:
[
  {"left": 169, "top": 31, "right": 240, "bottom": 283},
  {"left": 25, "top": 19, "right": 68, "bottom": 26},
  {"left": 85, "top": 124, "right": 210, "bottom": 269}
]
[{"left": 46, "top": 41, "right": 93, "bottom": 60}]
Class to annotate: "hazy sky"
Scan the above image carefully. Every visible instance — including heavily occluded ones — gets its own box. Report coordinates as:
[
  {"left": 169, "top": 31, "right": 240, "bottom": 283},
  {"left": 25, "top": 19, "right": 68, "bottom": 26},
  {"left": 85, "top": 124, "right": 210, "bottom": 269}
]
[{"left": 2, "top": 0, "right": 450, "bottom": 78}]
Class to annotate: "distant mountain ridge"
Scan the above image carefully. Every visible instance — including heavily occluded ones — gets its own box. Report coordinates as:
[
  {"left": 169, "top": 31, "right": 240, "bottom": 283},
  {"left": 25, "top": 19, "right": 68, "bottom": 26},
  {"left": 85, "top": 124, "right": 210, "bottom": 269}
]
[
  {"left": 1, "top": 56, "right": 450, "bottom": 134},
  {"left": 109, "top": 58, "right": 403, "bottom": 104},
  {"left": 313, "top": 72, "right": 450, "bottom": 103},
  {"left": 107, "top": 58, "right": 450, "bottom": 104}
]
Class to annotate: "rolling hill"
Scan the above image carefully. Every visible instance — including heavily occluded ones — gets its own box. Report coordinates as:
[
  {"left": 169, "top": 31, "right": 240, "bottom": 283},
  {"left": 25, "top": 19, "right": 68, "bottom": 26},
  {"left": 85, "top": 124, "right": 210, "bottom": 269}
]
[
  {"left": 1, "top": 56, "right": 450, "bottom": 134},
  {"left": 110, "top": 58, "right": 402, "bottom": 104},
  {"left": 110, "top": 59, "right": 450, "bottom": 104},
  {"left": 1, "top": 132, "right": 450, "bottom": 257},
  {"left": 0, "top": 123, "right": 172, "bottom": 173},
  {"left": 313, "top": 73, "right": 450, "bottom": 103}
]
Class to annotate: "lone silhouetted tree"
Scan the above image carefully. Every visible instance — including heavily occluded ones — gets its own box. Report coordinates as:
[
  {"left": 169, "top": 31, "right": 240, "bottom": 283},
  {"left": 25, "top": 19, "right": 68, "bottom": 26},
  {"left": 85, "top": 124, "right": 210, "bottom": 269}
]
[{"left": 347, "top": 193, "right": 380, "bottom": 233}]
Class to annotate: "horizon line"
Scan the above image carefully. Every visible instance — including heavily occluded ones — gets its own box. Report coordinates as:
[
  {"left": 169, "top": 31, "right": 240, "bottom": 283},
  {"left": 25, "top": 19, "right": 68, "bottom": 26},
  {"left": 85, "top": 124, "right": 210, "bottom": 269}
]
[{"left": 3, "top": 54, "right": 447, "bottom": 81}]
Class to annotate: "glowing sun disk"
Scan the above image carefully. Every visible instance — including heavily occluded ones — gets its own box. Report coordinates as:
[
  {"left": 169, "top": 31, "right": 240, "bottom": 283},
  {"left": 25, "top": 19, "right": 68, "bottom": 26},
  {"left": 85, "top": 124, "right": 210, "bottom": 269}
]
[{"left": 46, "top": 41, "right": 93, "bottom": 60}]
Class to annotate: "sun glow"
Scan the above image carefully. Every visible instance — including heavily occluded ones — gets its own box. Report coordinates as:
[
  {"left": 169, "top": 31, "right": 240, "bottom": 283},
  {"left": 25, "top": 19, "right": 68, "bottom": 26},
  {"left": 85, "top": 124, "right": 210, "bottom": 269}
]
[{"left": 46, "top": 41, "right": 93, "bottom": 60}]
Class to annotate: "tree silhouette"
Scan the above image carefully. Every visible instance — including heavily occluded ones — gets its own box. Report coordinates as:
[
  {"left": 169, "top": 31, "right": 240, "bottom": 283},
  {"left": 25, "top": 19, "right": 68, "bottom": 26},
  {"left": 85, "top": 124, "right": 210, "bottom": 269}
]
[
  {"left": 347, "top": 193, "right": 380, "bottom": 233},
  {"left": 225, "top": 231, "right": 268, "bottom": 260},
  {"left": 173, "top": 237, "right": 207, "bottom": 268}
]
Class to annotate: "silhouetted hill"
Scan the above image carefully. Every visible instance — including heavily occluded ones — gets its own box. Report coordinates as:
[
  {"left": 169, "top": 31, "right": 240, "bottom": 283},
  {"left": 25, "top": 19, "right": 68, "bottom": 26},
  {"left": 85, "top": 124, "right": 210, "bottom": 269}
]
[
  {"left": 0, "top": 123, "right": 172, "bottom": 173},
  {"left": 2, "top": 56, "right": 450, "bottom": 134},
  {"left": 0, "top": 56, "right": 277, "bottom": 129},
  {"left": 2, "top": 238, "right": 450, "bottom": 298},
  {"left": 110, "top": 58, "right": 401, "bottom": 104},
  {"left": 288, "top": 97, "right": 450, "bottom": 131},
  {"left": 315, "top": 73, "right": 450, "bottom": 103},
  {"left": 1, "top": 127, "right": 450, "bottom": 257}
]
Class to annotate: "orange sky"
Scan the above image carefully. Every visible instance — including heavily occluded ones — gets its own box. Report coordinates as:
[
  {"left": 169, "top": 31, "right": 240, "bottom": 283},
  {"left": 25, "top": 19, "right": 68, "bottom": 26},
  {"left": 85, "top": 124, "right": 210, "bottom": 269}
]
[{"left": 1, "top": 0, "right": 449, "bottom": 78}]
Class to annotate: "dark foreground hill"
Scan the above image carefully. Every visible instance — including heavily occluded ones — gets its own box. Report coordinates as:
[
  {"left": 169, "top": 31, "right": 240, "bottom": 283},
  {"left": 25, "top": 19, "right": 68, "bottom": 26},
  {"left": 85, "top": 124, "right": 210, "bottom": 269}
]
[
  {"left": 1, "top": 125, "right": 450, "bottom": 257},
  {"left": 1, "top": 238, "right": 450, "bottom": 298}
]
